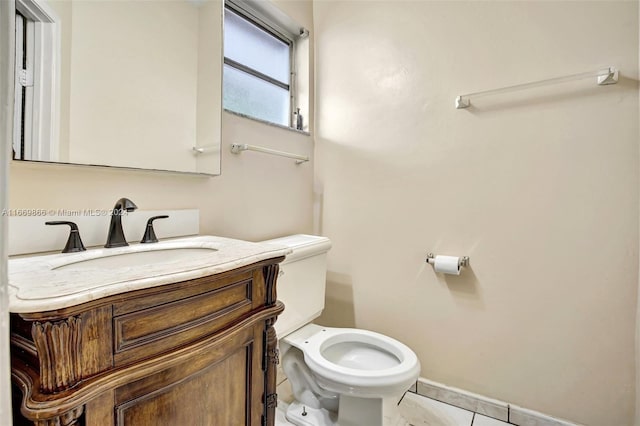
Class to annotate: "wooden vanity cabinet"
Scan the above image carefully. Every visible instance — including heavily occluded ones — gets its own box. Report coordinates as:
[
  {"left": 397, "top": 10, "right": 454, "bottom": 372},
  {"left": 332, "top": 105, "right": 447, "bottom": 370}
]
[{"left": 10, "top": 257, "right": 284, "bottom": 426}]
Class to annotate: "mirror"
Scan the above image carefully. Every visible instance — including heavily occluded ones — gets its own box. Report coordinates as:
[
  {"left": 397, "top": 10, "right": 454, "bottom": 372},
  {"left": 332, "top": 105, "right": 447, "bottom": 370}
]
[{"left": 13, "top": 0, "right": 222, "bottom": 175}]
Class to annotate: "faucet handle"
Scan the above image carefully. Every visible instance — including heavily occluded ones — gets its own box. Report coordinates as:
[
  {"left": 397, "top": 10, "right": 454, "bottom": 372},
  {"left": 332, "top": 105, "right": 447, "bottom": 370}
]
[
  {"left": 140, "top": 215, "right": 169, "bottom": 244},
  {"left": 46, "top": 221, "right": 87, "bottom": 253}
]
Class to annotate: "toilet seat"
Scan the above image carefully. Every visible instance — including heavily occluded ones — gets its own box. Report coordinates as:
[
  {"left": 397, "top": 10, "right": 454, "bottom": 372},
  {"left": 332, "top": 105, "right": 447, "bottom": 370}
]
[{"left": 284, "top": 324, "right": 420, "bottom": 398}]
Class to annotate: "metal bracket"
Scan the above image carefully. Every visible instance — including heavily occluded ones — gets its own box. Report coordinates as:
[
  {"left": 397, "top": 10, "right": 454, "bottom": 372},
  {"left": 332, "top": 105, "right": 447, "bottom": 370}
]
[
  {"left": 192, "top": 144, "right": 219, "bottom": 155},
  {"left": 19, "top": 69, "right": 33, "bottom": 87},
  {"left": 455, "top": 96, "right": 470, "bottom": 109},
  {"left": 597, "top": 68, "right": 618, "bottom": 85},
  {"left": 426, "top": 253, "right": 470, "bottom": 268}
]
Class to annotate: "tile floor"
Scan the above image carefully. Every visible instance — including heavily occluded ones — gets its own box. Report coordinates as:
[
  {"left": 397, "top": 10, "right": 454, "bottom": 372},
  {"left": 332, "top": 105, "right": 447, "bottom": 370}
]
[{"left": 276, "top": 380, "right": 512, "bottom": 426}]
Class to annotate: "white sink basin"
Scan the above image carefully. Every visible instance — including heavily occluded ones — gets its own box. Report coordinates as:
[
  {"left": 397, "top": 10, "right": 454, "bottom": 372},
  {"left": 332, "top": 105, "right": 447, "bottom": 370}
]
[
  {"left": 46, "top": 240, "right": 223, "bottom": 272},
  {"left": 53, "top": 247, "right": 218, "bottom": 271}
]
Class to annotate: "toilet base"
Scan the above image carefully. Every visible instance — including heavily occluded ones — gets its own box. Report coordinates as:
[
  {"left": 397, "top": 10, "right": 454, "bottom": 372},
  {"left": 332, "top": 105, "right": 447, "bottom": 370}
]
[
  {"left": 285, "top": 395, "right": 405, "bottom": 426},
  {"left": 286, "top": 401, "right": 337, "bottom": 426}
]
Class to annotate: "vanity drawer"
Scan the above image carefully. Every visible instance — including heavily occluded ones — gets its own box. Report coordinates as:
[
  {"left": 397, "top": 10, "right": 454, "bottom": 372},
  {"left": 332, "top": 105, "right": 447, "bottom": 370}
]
[{"left": 113, "top": 276, "right": 255, "bottom": 366}]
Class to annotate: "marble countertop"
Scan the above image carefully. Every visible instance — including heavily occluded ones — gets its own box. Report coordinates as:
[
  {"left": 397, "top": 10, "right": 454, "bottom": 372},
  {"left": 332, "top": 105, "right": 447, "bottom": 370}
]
[{"left": 8, "top": 235, "right": 290, "bottom": 313}]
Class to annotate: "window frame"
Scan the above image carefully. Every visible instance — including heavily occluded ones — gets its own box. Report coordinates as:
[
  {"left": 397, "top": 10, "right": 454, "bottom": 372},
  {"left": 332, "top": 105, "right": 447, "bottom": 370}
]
[{"left": 223, "top": 0, "right": 296, "bottom": 128}]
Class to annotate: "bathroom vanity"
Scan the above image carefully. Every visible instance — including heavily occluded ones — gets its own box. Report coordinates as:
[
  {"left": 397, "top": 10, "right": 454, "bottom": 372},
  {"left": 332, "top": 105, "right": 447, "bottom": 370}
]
[{"left": 8, "top": 236, "right": 288, "bottom": 426}]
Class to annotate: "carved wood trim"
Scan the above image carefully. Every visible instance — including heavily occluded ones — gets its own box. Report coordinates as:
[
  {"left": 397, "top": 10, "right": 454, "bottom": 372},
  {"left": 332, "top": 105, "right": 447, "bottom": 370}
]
[
  {"left": 263, "top": 319, "right": 279, "bottom": 426},
  {"left": 263, "top": 264, "right": 279, "bottom": 306},
  {"left": 31, "top": 316, "right": 82, "bottom": 393},
  {"left": 265, "top": 393, "right": 278, "bottom": 409},
  {"left": 267, "top": 347, "right": 279, "bottom": 366},
  {"left": 33, "top": 405, "right": 84, "bottom": 426}
]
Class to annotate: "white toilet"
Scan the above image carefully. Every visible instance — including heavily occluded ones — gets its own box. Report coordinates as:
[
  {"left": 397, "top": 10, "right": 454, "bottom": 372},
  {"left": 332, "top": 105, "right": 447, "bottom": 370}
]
[{"left": 262, "top": 235, "right": 420, "bottom": 426}]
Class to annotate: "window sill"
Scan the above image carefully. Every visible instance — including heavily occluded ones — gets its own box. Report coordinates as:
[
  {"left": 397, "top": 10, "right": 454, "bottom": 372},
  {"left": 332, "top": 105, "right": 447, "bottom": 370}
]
[{"left": 224, "top": 109, "right": 311, "bottom": 136}]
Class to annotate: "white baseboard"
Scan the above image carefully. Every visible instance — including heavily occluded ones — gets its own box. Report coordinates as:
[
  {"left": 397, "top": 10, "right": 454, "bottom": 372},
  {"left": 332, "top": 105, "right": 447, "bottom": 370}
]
[{"left": 413, "top": 377, "right": 581, "bottom": 426}]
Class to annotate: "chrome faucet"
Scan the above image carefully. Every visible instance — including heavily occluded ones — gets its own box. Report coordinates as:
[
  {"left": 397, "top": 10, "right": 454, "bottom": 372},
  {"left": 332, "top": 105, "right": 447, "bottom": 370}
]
[{"left": 105, "top": 197, "right": 138, "bottom": 248}]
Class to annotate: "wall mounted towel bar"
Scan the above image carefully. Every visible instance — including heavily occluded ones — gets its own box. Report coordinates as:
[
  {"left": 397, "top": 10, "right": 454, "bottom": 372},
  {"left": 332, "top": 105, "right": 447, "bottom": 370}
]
[
  {"left": 192, "top": 144, "right": 220, "bottom": 154},
  {"left": 230, "top": 143, "right": 309, "bottom": 164},
  {"left": 455, "top": 66, "right": 618, "bottom": 109}
]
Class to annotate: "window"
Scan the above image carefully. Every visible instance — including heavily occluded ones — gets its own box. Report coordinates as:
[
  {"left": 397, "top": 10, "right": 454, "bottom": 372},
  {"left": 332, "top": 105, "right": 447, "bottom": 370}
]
[{"left": 223, "top": 2, "right": 295, "bottom": 128}]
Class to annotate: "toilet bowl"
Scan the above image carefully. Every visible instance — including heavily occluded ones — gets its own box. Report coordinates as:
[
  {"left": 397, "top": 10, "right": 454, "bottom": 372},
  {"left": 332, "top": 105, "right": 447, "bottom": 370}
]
[
  {"left": 261, "top": 235, "right": 421, "bottom": 426},
  {"left": 285, "top": 324, "right": 419, "bottom": 398}
]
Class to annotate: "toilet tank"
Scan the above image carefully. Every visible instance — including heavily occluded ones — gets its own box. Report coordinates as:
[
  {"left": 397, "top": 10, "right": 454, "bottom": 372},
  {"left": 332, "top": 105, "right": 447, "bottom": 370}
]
[{"left": 260, "top": 235, "right": 332, "bottom": 339}]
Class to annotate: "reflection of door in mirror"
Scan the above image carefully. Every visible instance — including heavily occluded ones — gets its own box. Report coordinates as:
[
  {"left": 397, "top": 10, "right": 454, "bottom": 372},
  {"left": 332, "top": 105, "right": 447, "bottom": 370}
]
[{"left": 13, "top": 0, "right": 222, "bottom": 175}]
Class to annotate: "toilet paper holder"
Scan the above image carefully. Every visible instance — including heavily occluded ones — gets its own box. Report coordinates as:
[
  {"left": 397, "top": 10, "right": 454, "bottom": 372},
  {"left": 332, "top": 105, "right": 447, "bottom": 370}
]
[{"left": 426, "top": 253, "right": 470, "bottom": 268}]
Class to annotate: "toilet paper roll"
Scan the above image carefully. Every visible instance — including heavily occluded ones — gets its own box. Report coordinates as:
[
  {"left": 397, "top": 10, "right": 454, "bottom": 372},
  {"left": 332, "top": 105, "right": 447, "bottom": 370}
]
[{"left": 433, "top": 255, "right": 461, "bottom": 275}]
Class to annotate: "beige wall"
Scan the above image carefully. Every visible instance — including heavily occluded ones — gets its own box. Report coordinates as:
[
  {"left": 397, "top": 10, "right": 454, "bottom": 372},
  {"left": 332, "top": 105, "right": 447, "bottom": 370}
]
[
  {"left": 314, "top": 1, "right": 639, "bottom": 425},
  {"left": 9, "top": 0, "right": 314, "bottom": 241}
]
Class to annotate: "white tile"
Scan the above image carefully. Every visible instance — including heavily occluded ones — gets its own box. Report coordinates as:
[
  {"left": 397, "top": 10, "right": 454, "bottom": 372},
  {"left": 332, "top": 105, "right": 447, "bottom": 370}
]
[
  {"left": 417, "top": 378, "right": 509, "bottom": 422},
  {"left": 408, "top": 381, "right": 417, "bottom": 393},
  {"left": 277, "top": 379, "right": 295, "bottom": 405},
  {"left": 399, "top": 392, "right": 474, "bottom": 426},
  {"left": 509, "top": 405, "right": 580, "bottom": 426},
  {"left": 473, "top": 414, "right": 510, "bottom": 426}
]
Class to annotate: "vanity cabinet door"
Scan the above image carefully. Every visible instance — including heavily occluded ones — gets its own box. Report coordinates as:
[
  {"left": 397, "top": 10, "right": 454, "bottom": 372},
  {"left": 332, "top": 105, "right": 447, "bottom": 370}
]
[{"left": 85, "top": 323, "right": 266, "bottom": 426}]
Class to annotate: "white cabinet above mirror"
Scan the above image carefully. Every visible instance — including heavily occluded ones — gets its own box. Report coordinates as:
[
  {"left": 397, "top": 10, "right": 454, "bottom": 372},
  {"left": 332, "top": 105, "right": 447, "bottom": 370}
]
[{"left": 13, "top": 0, "right": 222, "bottom": 175}]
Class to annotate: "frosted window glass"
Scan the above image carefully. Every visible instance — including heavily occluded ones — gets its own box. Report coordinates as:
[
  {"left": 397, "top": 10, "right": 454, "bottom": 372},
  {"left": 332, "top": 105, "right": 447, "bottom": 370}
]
[
  {"left": 223, "top": 64, "right": 289, "bottom": 126},
  {"left": 224, "top": 9, "right": 290, "bottom": 84}
]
